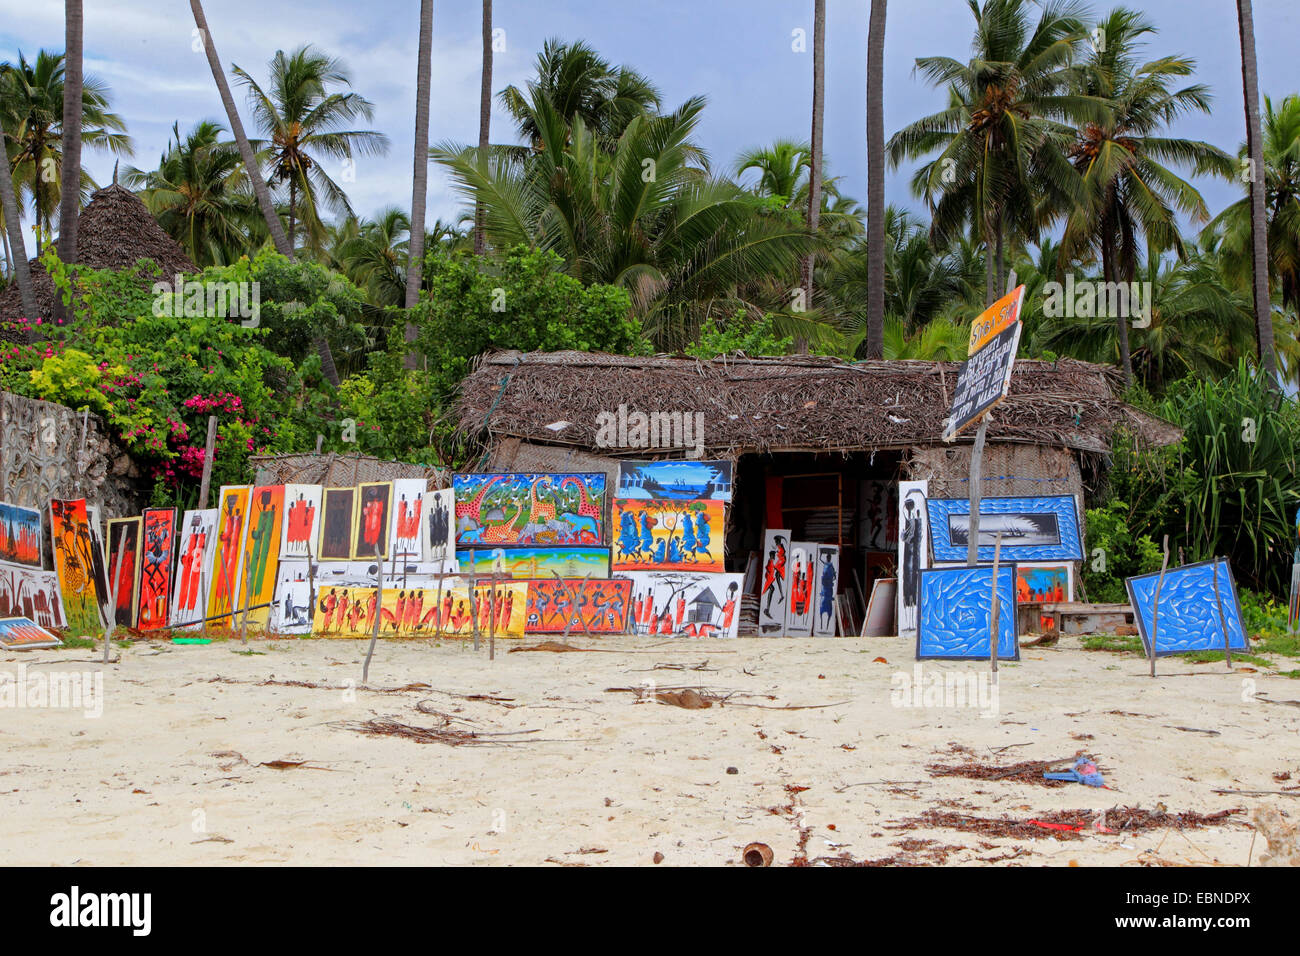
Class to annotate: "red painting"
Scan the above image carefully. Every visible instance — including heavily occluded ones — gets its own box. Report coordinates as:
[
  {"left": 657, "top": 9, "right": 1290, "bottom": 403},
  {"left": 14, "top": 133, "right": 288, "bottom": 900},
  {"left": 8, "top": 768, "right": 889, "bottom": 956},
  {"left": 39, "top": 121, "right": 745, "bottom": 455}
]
[
  {"left": 138, "top": 508, "right": 176, "bottom": 630},
  {"left": 524, "top": 578, "right": 632, "bottom": 633}
]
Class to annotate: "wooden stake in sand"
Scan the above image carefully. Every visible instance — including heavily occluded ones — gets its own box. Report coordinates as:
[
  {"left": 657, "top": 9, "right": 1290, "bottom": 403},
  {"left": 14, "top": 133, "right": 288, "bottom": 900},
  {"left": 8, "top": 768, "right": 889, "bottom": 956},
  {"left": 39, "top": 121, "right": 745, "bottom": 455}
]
[
  {"left": 362, "top": 540, "right": 384, "bottom": 684},
  {"left": 989, "top": 532, "right": 1003, "bottom": 675},
  {"left": 1212, "top": 558, "right": 1233, "bottom": 670},
  {"left": 103, "top": 533, "right": 129, "bottom": 665},
  {"left": 1149, "top": 535, "right": 1170, "bottom": 678}
]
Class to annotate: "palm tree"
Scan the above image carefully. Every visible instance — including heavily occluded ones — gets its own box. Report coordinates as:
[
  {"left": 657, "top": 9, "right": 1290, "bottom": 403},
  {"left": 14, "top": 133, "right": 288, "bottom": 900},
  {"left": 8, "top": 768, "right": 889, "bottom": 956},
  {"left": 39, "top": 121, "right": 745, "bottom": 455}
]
[
  {"left": 52, "top": 0, "right": 83, "bottom": 326},
  {"left": 865, "top": 0, "right": 888, "bottom": 359},
  {"left": 1236, "top": 0, "right": 1280, "bottom": 387},
  {"left": 123, "top": 121, "right": 258, "bottom": 267},
  {"left": 405, "top": 0, "right": 434, "bottom": 373},
  {"left": 888, "top": 0, "right": 1096, "bottom": 305},
  {"left": 0, "top": 71, "right": 36, "bottom": 329},
  {"left": 475, "top": 0, "right": 493, "bottom": 256},
  {"left": 232, "top": 45, "right": 390, "bottom": 252},
  {"left": 336, "top": 207, "right": 411, "bottom": 308},
  {"left": 0, "top": 50, "right": 131, "bottom": 250},
  {"left": 801, "top": 0, "right": 827, "bottom": 333},
  {"left": 1059, "top": 8, "right": 1232, "bottom": 386},
  {"left": 735, "top": 140, "right": 811, "bottom": 207}
]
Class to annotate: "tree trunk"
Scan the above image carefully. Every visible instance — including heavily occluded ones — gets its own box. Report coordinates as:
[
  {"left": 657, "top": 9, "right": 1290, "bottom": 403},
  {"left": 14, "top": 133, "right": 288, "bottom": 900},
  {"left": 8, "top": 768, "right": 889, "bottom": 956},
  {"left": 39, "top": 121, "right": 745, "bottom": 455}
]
[
  {"left": 288, "top": 176, "right": 297, "bottom": 252},
  {"left": 1237, "top": 0, "right": 1278, "bottom": 390},
  {"left": 984, "top": 220, "right": 995, "bottom": 306},
  {"left": 1105, "top": 231, "right": 1133, "bottom": 388},
  {"left": 0, "top": 146, "right": 37, "bottom": 338},
  {"left": 474, "top": 0, "right": 493, "bottom": 257},
  {"left": 865, "top": 0, "right": 887, "bottom": 360},
  {"left": 995, "top": 229, "right": 1004, "bottom": 301},
  {"left": 404, "top": 0, "right": 434, "bottom": 372},
  {"left": 52, "top": 0, "right": 83, "bottom": 327},
  {"left": 798, "top": 0, "right": 826, "bottom": 353}
]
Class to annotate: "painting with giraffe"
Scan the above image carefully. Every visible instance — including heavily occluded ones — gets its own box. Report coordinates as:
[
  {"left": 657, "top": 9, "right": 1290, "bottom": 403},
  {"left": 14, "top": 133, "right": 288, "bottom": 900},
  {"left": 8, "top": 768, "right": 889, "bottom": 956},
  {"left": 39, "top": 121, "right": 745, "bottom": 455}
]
[{"left": 453, "top": 474, "right": 607, "bottom": 547}]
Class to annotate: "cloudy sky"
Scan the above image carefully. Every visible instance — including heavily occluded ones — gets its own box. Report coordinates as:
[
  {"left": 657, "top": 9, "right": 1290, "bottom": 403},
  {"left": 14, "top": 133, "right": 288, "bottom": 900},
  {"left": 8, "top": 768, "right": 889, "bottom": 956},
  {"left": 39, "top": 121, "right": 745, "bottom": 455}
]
[{"left": 1, "top": 0, "right": 1295, "bottom": 232}]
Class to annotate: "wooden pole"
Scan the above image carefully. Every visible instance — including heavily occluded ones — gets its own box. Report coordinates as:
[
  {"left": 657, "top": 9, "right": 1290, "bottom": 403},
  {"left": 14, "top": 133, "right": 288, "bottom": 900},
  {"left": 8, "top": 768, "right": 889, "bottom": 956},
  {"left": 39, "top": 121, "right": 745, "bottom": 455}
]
[
  {"left": 103, "top": 534, "right": 128, "bottom": 665},
  {"left": 966, "top": 420, "right": 989, "bottom": 567},
  {"left": 989, "top": 532, "right": 1003, "bottom": 674},
  {"left": 197, "top": 415, "right": 218, "bottom": 510},
  {"left": 1212, "top": 558, "right": 1233, "bottom": 670},
  {"left": 362, "top": 541, "right": 384, "bottom": 683},
  {"left": 1149, "top": 535, "right": 1170, "bottom": 678}
]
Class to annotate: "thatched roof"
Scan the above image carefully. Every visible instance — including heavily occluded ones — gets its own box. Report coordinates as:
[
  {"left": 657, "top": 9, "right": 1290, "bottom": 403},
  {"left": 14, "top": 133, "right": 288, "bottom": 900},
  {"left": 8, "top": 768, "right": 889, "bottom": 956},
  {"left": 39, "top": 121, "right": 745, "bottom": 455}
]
[
  {"left": 0, "top": 184, "right": 196, "bottom": 338},
  {"left": 456, "top": 350, "right": 1183, "bottom": 457}
]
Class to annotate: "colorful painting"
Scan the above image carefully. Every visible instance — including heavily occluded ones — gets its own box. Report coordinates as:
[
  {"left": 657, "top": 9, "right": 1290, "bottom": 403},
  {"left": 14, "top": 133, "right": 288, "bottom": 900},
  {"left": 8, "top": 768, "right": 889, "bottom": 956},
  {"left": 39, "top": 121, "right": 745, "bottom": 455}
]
[
  {"left": 352, "top": 482, "right": 393, "bottom": 559},
  {"left": 171, "top": 509, "right": 217, "bottom": 630},
  {"left": 49, "top": 498, "right": 106, "bottom": 636},
  {"left": 453, "top": 473, "right": 607, "bottom": 547},
  {"left": 0, "top": 616, "right": 62, "bottom": 649},
  {"left": 0, "top": 501, "right": 43, "bottom": 568},
  {"left": 758, "top": 529, "right": 791, "bottom": 636},
  {"left": 1015, "top": 562, "right": 1073, "bottom": 604},
  {"left": 524, "top": 578, "right": 632, "bottom": 633},
  {"left": 926, "top": 495, "right": 1084, "bottom": 563},
  {"left": 917, "top": 565, "right": 1019, "bottom": 661},
  {"left": 897, "top": 480, "right": 930, "bottom": 638},
  {"left": 627, "top": 571, "right": 743, "bottom": 638},
  {"left": 616, "top": 460, "right": 732, "bottom": 502},
  {"left": 85, "top": 504, "right": 111, "bottom": 622},
  {"left": 312, "top": 580, "right": 528, "bottom": 638},
  {"left": 611, "top": 498, "right": 723, "bottom": 572},
  {"left": 270, "top": 559, "right": 314, "bottom": 634},
  {"left": 137, "top": 508, "right": 175, "bottom": 631},
  {"left": 279, "top": 484, "right": 322, "bottom": 559},
  {"left": 456, "top": 546, "right": 610, "bottom": 580},
  {"left": 812, "top": 544, "right": 840, "bottom": 637},
  {"left": 105, "top": 517, "right": 142, "bottom": 628},
  {"left": 236, "top": 486, "right": 285, "bottom": 627},
  {"left": 1126, "top": 559, "right": 1249, "bottom": 657},
  {"left": 423, "top": 487, "right": 456, "bottom": 571},
  {"left": 207, "top": 485, "right": 250, "bottom": 625},
  {"left": 319, "top": 487, "right": 355, "bottom": 561},
  {"left": 390, "top": 479, "right": 426, "bottom": 560},
  {"left": 783, "top": 541, "right": 816, "bottom": 637},
  {"left": 0, "top": 563, "right": 65, "bottom": 629}
]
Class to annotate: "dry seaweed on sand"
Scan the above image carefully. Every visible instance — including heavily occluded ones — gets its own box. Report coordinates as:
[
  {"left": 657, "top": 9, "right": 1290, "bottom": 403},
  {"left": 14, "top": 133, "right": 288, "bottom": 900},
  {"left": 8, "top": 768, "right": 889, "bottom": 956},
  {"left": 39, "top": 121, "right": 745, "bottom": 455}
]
[
  {"left": 330, "top": 716, "right": 542, "bottom": 746},
  {"left": 925, "top": 756, "right": 1103, "bottom": 787},
  {"left": 891, "top": 807, "right": 1243, "bottom": 841}
]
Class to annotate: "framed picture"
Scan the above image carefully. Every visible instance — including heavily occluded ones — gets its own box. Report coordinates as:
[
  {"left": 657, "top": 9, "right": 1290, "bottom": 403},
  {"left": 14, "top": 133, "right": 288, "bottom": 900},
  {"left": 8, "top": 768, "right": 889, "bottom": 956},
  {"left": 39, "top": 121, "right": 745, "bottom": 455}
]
[
  {"left": 917, "top": 565, "right": 1019, "bottom": 661},
  {"left": 926, "top": 495, "right": 1084, "bottom": 563},
  {"left": 1126, "top": 558, "right": 1249, "bottom": 657}
]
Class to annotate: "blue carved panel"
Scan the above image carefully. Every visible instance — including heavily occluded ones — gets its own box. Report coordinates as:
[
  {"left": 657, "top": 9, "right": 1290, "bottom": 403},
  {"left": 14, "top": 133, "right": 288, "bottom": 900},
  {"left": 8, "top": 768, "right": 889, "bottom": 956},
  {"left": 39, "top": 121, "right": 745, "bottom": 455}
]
[
  {"left": 1126, "top": 559, "right": 1250, "bottom": 657},
  {"left": 926, "top": 495, "right": 1083, "bottom": 563},
  {"left": 917, "top": 566, "right": 1019, "bottom": 661}
]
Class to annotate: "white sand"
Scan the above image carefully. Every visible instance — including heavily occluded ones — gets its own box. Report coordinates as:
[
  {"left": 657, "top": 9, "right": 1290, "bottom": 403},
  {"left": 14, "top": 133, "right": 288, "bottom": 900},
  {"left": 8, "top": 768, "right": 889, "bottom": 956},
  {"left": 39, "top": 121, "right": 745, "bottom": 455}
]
[{"left": 1, "top": 634, "right": 1295, "bottom": 866}]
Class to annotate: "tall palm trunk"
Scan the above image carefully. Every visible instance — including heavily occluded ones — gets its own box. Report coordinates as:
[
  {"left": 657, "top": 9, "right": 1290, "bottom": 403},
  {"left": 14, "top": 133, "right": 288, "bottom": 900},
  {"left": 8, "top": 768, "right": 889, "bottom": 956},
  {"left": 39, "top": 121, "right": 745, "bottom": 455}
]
[
  {"left": 1237, "top": 0, "right": 1278, "bottom": 389},
  {"left": 474, "top": 0, "right": 493, "bottom": 257},
  {"left": 404, "top": 0, "right": 434, "bottom": 370},
  {"left": 52, "top": 0, "right": 83, "bottom": 327},
  {"left": 288, "top": 177, "right": 297, "bottom": 251},
  {"left": 0, "top": 147, "right": 37, "bottom": 336},
  {"left": 799, "top": 0, "right": 826, "bottom": 354},
  {"left": 1103, "top": 224, "right": 1133, "bottom": 388},
  {"left": 190, "top": 0, "right": 340, "bottom": 387},
  {"left": 865, "top": 0, "right": 887, "bottom": 359}
]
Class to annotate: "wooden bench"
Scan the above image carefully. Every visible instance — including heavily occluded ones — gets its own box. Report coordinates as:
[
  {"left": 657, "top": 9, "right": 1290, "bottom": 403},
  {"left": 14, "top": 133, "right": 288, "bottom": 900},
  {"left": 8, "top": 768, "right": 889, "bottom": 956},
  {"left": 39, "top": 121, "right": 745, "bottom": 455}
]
[{"left": 1018, "top": 602, "right": 1136, "bottom": 636}]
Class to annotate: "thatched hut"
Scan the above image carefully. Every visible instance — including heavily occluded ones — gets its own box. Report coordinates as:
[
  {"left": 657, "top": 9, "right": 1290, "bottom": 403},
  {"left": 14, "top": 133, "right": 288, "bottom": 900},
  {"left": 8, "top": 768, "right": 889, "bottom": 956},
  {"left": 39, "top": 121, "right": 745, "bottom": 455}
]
[
  {"left": 456, "top": 350, "right": 1181, "bottom": 614},
  {"left": 0, "top": 183, "right": 196, "bottom": 340}
]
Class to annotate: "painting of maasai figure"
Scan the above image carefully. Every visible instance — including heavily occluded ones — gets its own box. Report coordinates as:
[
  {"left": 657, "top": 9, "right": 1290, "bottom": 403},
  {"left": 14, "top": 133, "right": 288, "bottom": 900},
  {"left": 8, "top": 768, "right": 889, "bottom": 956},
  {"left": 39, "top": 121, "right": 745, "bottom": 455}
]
[
  {"left": 390, "top": 479, "right": 425, "bottom": 560},
  {"left": 423, "top": 487, "right": 456, "bottom": 571},
  {"left": 311, "top": 580, "right": 528, "bottom": 638},
  {"left": 171, "top": 509, "right": 217, "bottom": 630},
  {"left": 524, "top": 578, "right": 632, "bottom": 634},
  {"left": 783, "top": 542, "right": 815, "bottom": 637},
  {"left": 627, "top": 571, "right": 743, "bottom": 638},
  {"left": 352, "top": 482, "right": 393, "bottom": 559},
  {"left": 136, "top": 508, "right": 176, "bottom": 631},
  {"left": 207, "top": 486, "right": 250, "bottom": 625},
  {"left": 270, "top": 559, "right": 314, "bottom": 634},
  {"left": 616, "top": 460, "right": 732, "bottom": 502},
  {"left": 279, "top": 484, "right": 323, "bottom": 559},
  {"left": 758, "top": 529, "right": 791, "bottom": 636},
  {"left": 453, "top": 474, "right": 606, "bottom": 548},
  {"left": 812, "top": 545, "right": 840, "bottom": 637},
  {"left": 105, "top": 517, "right": 142, "bottom": 628},
  {"left": 237, "top": 486, "right": 285, "bottom": 628},
  {"left": 0, "top": 501, "right": 43, "bottom": 568},
  {"left": 0, "top": 616, "right": 62, "bottom": 649},
  {"left": 49, "top": 498, "right": 106, "bottom": 636},
  {"left": 0, "top": 564, "right": 65, "bottom": 629},
  {"left": 897, "top": 480, "right": 929, "bottom": 638},
  {"left": 1015, "top": 563, "right": 1072, "bottom": 604},
  {"left": 319, "top": 487, "right": 355, "bottom": 561},
  {"left": 611, "top": 498, "right": 724, "bottom": 573}
]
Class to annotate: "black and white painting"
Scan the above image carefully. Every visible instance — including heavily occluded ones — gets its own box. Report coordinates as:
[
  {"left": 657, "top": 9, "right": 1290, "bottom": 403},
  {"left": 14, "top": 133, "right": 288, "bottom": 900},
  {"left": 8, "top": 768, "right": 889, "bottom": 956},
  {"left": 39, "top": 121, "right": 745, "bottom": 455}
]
[{"left": 896, "top": 480, "right": 929, "bottom": 638}]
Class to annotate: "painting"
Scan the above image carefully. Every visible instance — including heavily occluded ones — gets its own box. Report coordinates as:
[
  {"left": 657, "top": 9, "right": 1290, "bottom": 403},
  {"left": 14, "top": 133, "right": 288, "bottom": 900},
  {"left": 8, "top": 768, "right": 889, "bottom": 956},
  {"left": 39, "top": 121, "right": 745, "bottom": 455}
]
[
  {"left": 1291, "top": 506, "right": 1300, "bottom": 634},
  {"left": 897, "top": 480, "right": 930, "bottom": 638},
  {"left": 206, "top": 485, "right": 250, "bottom": 625},
  {"left": 616, "top": 460, "right": 732, "bottom": 502},
  {"left": 270, "top": 560, "right": 314, "bottom": 634},
  {"left": 423, "top": 487, "right": 457, "bottom": 572},
  {"left": 811, "top": 544, "right": 840, "bottom": 637},
  {"left": 171, "top": 509, "right": 217, "bottom": 630},
  {"left": 1015, "top": 562, "right": 1073, "bottom": 604},
  {"left": 456, "top": 546, "right": 609, "bottom": 580},
  {"left": 758, "top": 529, "right": 791, "bottom": 636},
  {"left": 917, "top": 565, "right": 1019, "bottom": 661},
  {"left": 311, "top": 580, "right": 528, "bottom": 638},
  {"left": 783, "top": 541, "right": 816, "bottom": 637},
  {"left": 105, "top": 517, "right": 142, "bottom": 628},
  {"left": 85, "top": 503, "right": 112, "bottom": 623},
  {"left": 137, "top": 508, "right": 176, "bottom": 631},
  {"left": 524, "top": 578, "right": 632, "bottom": 634},
  {"left": 453, "top": 473, "right": 607, "bottom": 547},
  {"left": 0, "top": 616, "right": 62, "bottom": 650},
  {"left": 1126, "top": 559, "right": 1249, "bottom": 657},
  {"left": 49, "top": 498, "right": 106, "bottom": 636},
  {"left": 0, "top": 501, "right": 43, "bottom": 568},
  {"left": 319, "top": 487, "right": 356, "bottom": 561},
  {"left": 627, "top": 571, "right": 743, "bottom": 638},
  {"left": 863, "top": 578, "right": 896, "bottom": 637},
  {"left": 859, "top": 481, "right": 898, "bottom": 551},
  {"left": 236, "top": 486, "right": 285, "bottom": 628},
  {"left": 926, "top": 495, "right": 1084, "bottom": 563},
  {"left": 352, "top": 481, "right": 393, "bottom": 559},
  {"left": 611, "top": 498, "right": 724, "bottom": 572},
  {"left": 279, "top": 484, "right": 323, "bottom": 559},
  {"left": 0, "top": 563, "right": 65, "bottom": 629},
  {"left": 390, "top": 479, "right": 426, "bottom": 560}
]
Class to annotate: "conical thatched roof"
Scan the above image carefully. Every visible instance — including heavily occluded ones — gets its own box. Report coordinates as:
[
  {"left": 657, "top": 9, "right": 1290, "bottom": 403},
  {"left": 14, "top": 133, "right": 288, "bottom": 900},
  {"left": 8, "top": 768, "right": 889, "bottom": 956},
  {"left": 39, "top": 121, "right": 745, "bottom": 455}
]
[{"left": 0, "top": 184, "right": 195, "bottom": 339}]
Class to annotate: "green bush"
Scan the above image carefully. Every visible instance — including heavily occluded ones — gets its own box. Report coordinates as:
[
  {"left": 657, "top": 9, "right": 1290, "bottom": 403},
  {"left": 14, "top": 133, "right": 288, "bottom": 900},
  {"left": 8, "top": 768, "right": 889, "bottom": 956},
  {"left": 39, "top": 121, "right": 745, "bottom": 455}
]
[{"left": 1080, "top": 500, "right": 1163, "bottom": 603}]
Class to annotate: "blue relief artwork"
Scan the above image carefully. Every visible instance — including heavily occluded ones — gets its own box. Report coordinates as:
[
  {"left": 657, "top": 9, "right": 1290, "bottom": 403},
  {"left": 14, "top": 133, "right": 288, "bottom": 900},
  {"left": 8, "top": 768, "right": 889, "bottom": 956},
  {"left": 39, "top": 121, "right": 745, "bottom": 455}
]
[
  {"left": 926, "top": 495, "right": 1083, "bottom": 563},
  {"left": 1126, "top": 559, "right": 1249, "bottom": 657},
  {"left": 917, "top": 566, "right": 1019, "bottom": 661}
]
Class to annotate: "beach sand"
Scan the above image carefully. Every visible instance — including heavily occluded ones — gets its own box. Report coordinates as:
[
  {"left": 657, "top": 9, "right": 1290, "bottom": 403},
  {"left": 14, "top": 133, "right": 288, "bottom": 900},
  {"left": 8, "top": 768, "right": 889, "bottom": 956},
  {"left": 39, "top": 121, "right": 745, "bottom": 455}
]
[{"left": 1, "top": 634, "right": 1295, "bottom": 866}]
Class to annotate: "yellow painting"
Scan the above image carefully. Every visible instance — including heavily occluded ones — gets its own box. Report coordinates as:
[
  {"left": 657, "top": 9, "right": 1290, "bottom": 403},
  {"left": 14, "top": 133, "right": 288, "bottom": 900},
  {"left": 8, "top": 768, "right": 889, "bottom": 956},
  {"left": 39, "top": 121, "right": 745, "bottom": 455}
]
[
  {"left": 207, "top": 485, "right": 250, "bottom": 625},
  {"left": 311, "top": 580, "right": 528, "bottom": 638},
  {"left": 235, "top": 486, "right": 285, "bottom": 627}
]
